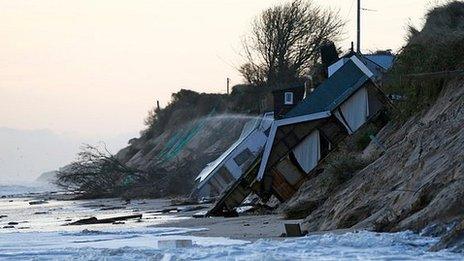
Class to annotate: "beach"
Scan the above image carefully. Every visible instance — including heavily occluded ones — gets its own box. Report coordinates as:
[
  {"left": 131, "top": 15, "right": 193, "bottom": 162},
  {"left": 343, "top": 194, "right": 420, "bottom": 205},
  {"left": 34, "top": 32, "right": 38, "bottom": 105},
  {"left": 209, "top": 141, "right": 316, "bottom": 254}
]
[{"left": 0, "top": 188, "right": 462, "bottom": 260}]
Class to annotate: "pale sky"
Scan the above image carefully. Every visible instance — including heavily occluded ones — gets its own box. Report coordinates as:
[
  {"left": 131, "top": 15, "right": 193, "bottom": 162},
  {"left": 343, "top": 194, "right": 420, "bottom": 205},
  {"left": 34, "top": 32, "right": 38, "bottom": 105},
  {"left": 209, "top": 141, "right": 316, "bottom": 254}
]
[{"left": 0, "top": 0, "right": 445, "bottom": 137}]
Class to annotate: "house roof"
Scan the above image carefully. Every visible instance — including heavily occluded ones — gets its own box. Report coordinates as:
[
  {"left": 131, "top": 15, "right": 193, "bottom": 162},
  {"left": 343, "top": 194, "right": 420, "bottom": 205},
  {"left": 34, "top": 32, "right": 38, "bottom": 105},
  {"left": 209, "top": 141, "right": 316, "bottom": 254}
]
[
  {"left": 364, "top": 54, "right": 395, "bottom": 71},
  {"left": 284, "top": 56, "right": 372, "bottom": 119},
  {"left": 256, "top": 55, "right": 380, "bottom": 182}
]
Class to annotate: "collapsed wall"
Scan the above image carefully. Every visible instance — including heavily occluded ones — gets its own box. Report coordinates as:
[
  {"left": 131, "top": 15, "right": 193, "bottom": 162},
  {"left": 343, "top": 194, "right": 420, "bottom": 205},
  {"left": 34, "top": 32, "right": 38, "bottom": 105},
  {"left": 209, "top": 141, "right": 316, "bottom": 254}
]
[{"left": 282, "top": 79, "right": 464, "bottom": 237}]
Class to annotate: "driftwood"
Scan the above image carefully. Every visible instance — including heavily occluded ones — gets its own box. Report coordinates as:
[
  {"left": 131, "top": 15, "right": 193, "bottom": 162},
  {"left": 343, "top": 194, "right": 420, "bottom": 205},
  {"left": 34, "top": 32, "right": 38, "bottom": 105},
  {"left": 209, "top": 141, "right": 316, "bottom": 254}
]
[
  {"left": 67, "top": 214, "right": 142, "bottom": 225},
  {"left": 29, "top": 200, "right": 48, "bottom": 205},
  {"left": 99, "top": 206, "right": 126, "bottom": 211},
  {"left": 146, "top": 207, "right": 178, "bottom": 214},
  {"left": 146, "top": 205, "right": 207, "bottom": 215}
]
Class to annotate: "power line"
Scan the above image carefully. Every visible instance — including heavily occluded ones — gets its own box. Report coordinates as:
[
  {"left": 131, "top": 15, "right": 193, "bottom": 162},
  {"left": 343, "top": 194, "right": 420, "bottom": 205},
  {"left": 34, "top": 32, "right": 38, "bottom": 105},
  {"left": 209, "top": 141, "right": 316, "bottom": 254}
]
[
  {"left": 357, "top": 0, "right": 361, "bottom": 52},
  {"left": 346, "top": 0, "right": 355, "bottom": 20}
]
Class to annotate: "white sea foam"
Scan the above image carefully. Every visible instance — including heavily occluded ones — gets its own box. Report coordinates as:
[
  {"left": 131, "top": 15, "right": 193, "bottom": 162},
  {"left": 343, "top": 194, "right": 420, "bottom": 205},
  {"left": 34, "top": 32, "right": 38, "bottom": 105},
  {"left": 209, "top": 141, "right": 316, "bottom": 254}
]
[{"left": 0, "top": 229, "right": 461, "bottom": 260}]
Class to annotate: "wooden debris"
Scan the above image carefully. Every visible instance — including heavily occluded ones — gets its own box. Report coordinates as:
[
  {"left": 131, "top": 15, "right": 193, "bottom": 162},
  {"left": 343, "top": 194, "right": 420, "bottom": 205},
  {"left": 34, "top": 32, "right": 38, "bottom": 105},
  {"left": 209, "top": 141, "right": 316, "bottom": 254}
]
[
  {"left": 99, "top": 206, "right": 126, "bottom": 211},
  {"left": 178, "top": 205, "right": 207, "bottom": 212},
  {"left": 29, "top": 200, "right": 48, "bottom": 205},
  {"left": 82, "top": 204, "right": 106, "bottom": 208},
  {"left": 192, "top": 211, "right": 207, "bottom": 218},
  {"left": 146, "top": 207, "right": 178, "bottom": 214},
  {"left": 66, "top": 214, "right": 142, "bottom": 225}
]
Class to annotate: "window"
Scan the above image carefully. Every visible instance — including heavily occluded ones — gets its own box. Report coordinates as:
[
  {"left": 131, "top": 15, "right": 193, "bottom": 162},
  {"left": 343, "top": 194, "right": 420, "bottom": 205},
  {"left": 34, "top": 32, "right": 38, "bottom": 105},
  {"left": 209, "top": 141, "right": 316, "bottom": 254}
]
[
  {"left": 218, "top": 166, "right": 235, "bottom": 185},
  {"left": 284, "top": 92, "right": 294, "bottom": 105},
  {"left": 234, "top": 148, "right": 253, "bottom": 166}
]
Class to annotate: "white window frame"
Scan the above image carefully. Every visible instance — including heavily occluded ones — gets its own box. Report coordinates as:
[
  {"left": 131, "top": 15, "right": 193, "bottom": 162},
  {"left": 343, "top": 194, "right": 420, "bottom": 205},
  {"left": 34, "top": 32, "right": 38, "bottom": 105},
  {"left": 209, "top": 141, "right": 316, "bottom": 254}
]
[{"left": 284, "top": 92, "right": 294, "bottom": 105}]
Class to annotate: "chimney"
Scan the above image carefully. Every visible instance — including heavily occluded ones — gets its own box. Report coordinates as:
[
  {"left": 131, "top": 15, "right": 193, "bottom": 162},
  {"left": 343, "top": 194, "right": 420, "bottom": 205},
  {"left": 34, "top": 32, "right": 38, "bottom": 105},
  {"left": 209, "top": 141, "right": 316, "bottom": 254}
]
[
  {"left": 272, "top": 86, "right": 305, "bottom": 119},
  {"left": 320, "top": 41, "right": 339, "bottom": 77},
  {"left": 304, "top": 76, "right": 314, "bottom": 98}
]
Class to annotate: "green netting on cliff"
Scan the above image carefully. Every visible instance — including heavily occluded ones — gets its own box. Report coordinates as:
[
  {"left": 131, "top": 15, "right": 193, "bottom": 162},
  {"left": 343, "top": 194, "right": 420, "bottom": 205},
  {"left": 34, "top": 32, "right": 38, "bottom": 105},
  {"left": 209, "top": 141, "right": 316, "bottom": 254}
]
[
  {"left": 156, "top": 109, "right": 216, "bottom": 162},
  {"left": 121, "top": 175, "right": 135, "bottom": 187}
]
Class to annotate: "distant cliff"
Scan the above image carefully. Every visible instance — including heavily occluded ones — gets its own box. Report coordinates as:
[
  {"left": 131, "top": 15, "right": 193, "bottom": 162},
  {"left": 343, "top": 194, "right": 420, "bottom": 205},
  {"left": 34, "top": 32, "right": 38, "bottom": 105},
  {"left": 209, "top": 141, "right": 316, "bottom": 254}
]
[{"left": 36, "top": 171, "right": 59, "bottom": 183}]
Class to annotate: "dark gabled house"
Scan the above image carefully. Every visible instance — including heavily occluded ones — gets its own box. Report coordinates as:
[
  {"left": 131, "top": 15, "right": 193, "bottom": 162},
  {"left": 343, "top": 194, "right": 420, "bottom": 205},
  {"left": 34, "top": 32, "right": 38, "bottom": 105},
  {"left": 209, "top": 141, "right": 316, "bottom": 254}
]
[{"left": 254, "top": 54, "right": 394, "bottom": 202}]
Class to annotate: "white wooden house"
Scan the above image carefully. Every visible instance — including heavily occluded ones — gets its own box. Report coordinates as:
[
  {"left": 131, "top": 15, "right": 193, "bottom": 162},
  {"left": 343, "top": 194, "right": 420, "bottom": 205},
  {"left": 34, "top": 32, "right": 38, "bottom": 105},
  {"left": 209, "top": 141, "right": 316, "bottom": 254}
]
[{"left": 194, "top": 112, "right": 274, "bottom": 198}]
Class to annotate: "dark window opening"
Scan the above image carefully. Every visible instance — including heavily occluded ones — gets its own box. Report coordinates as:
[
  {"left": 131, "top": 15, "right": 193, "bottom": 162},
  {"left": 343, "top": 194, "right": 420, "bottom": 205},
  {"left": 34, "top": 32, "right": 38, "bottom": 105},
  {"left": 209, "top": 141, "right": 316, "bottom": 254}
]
[
  {"left": 319, "top": 130, "right": 331, "bottom": 158},
  {"left": 218, "top": 166, "right": 235, "bottom": 185}
]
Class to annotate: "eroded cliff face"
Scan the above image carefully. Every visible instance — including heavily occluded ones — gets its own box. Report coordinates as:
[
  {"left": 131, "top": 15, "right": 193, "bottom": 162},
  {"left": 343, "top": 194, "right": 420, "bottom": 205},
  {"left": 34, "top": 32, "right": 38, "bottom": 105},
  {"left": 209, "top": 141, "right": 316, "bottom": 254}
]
[
  {"left": 282, "top": 79, "right": 464, "bottom": 245},
  {"left": 115, "top": 115, "right": 248, "bottom": 197},
  {"left": 110, "top": 86, "right": 271, "bottom": 198}
]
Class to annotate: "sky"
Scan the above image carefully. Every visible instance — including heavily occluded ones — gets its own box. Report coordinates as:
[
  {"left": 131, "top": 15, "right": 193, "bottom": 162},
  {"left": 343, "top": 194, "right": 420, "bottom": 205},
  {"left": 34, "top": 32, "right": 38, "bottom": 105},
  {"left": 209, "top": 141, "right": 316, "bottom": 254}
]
[{"left": 0, "top": 0, "right": 447, "bottom": 138}]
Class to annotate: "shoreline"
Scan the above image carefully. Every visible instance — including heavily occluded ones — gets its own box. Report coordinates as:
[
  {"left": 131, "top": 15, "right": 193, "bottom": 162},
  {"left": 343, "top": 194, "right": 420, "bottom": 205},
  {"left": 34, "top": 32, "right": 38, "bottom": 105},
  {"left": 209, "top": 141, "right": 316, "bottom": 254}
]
[
  {"left": 0, "top": 191, "right": 294, "bottom": 240},
  {"left": 1, "top": 191, "right": 463, "bottom": 259}
]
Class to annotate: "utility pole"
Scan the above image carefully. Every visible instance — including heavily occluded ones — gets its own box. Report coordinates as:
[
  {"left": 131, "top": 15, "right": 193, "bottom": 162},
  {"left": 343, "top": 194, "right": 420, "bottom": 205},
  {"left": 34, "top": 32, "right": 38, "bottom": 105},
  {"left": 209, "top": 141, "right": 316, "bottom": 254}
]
[
  {"left": 357, "top": 0, "right": 361, "bottom": 53},
  {"left": 226, "top": 77, "right": 230, "bottom": 94}
]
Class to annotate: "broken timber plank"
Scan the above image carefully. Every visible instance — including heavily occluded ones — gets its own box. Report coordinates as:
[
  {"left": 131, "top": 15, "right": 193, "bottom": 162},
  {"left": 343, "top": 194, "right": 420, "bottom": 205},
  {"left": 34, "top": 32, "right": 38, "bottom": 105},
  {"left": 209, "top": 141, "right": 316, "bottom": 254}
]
[{"left": 66, "top": 214, "right": 142, "bottom": 225}]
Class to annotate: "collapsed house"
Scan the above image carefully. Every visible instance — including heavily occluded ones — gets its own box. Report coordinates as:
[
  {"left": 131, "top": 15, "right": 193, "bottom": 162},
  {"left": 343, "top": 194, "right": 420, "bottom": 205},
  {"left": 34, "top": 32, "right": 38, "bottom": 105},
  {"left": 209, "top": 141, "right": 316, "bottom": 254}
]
[
  {"left": 254, "top": 53, "right": 394, "bottom": 202},
  {"left": 205, "top": 85, "right": 306, "bottom": 215},
  {"left": 200, "top": 51, "right": 394, "bottom": 216},
  {"left": 193, "top": 112, "right": 274, "bottom": 199}
]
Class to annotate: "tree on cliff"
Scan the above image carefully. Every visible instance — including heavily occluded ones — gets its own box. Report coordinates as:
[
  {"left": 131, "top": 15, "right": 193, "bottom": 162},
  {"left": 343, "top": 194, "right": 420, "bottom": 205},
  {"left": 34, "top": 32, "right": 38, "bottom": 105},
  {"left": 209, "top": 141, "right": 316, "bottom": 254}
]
[
  {"left": 55, "top": 144, "right": 146, "bottom": 198},
  {"left": 240, "top": 0, "right": 344, "bottom": 86}
]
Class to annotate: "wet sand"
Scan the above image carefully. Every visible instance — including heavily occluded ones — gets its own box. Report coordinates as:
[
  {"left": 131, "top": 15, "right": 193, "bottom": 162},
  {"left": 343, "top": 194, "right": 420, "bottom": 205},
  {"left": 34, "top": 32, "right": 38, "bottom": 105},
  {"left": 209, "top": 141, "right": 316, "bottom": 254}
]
[
  {"left": 157, "top": 214, "right": 291, "bottom": 241},
  {"left": 0, "top": 192, "right": 296, "bottom": 240}
]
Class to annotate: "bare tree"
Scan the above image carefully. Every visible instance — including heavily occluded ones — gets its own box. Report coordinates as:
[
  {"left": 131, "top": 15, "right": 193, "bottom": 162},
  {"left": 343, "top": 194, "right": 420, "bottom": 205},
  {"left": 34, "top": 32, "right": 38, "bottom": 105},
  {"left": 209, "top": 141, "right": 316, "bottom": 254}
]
[
  {"left": 55, "top": 144, "right": 146, "bottom": 198},
  {"left": 240, "top": 0, "right": 344, "bottom": 86}
]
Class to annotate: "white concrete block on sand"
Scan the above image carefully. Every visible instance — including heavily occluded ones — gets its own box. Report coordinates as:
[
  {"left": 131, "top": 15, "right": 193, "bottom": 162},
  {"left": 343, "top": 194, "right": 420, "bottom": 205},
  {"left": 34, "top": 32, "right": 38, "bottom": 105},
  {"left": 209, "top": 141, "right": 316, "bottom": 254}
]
[{"left": 158, "top": 239, "right": 193, "bottom": 249}]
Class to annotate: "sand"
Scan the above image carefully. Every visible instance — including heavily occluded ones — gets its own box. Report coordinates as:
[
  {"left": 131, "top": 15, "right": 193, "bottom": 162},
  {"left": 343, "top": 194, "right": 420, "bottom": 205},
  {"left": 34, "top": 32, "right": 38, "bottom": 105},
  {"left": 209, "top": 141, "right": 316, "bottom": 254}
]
[
  {"left": 0, "top": 193, "right": 297, "bottom": 240},
  {"left": 157, "top": 214, "right": 291, "bottom": 241}
]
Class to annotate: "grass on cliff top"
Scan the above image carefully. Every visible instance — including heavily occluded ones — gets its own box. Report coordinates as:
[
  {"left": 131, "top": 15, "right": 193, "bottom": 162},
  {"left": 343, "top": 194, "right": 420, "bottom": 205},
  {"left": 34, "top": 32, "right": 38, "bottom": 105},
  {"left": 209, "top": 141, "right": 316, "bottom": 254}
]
[
  {"left": 385, "top": 1, "right": 464, "bottom": 120},
  {"left": 141, "top": 86, "right": 272, "bottom": 141}
]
